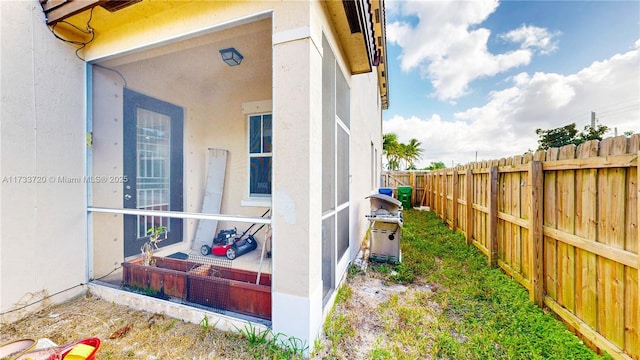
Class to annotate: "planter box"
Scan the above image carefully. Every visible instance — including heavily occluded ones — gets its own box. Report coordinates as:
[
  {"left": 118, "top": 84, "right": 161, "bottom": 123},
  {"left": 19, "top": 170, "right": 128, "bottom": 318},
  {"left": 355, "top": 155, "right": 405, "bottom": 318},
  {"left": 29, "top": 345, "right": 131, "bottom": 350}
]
[
  {"left": 122, "top": 257, "right": 272, "bottom": 320},
  {"left": 187, "top": 265, "right": 272, "bottom": 320},
  {"left": 122, "top": 257, "right": 189, "bottom": 300}
]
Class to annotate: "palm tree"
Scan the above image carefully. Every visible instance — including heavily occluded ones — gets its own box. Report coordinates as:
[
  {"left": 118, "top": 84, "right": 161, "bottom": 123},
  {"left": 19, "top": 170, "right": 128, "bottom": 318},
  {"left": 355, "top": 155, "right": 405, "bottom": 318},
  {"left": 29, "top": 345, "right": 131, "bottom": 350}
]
[
  {"left": 383, "top": 134, "right": 425, "bottom": 170},
  {"left": 383, "top": 133, "right": 401, "bottom": 170},
  {"left": 403, "top": 138, "right": 424, "bottom": 170}
]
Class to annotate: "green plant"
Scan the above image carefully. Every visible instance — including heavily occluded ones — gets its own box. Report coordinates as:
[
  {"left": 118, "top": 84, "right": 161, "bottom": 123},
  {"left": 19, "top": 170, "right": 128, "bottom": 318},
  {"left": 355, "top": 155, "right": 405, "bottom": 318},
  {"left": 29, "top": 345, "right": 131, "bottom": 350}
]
[
  {"left": 238, "top": 322, "right": 270, "bottom": 345},
  {"left": 371, "top": 263, "right": 394, "bottom": 275},
  {"left": 142, "top": 286, "right": 157, "bottom": 296},
  {"left": 234, "top": 323, "right": 307, "bottom": 358},
  {"left": 369, "top": 343, "right": 393, "bottom": 360},
  {"left": 335, "top": 284, "right": 352, "bottom": 304},
  {"left": 141, "top": 225, "right": 167, "bottom": 266},
  {"left": 312, "top": 338, "right": 324, "bottom": 356},
  {"left": 199, "top": 315, "right": 209, "bottom": 332},
  {"left": 347, "top": 263, "right": 364, "bottom": 277},
  {"left": 125, "top": 284, "right": 159, "bottom": 297},
  {"left": 164, "top": 319, "right": 177, "bottom": 330},
  {"left": 283, "top": 335, "right": 308, "bottom": 356}
]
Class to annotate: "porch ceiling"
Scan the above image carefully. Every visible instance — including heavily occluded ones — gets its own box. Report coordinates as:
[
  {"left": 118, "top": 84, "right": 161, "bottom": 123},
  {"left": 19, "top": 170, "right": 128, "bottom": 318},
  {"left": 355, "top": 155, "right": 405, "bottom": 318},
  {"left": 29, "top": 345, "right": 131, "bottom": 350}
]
[
  {"left": 96, "top": 18, "right": 272, "bottom": 96},
  {"left": 48, "top": 0, "right": 388, "bottom": 108}
]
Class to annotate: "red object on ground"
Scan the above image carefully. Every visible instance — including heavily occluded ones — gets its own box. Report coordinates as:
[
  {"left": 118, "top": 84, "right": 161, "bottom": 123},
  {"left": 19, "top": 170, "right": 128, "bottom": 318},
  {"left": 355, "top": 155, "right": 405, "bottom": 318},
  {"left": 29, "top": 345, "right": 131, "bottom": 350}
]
[{"left": 47, "top": 337, "right": 101, "bottom": 360}]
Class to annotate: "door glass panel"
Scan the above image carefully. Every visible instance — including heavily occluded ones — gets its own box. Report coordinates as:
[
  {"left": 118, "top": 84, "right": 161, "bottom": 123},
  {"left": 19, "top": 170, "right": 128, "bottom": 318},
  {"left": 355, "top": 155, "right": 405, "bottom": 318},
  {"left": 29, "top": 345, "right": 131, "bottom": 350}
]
[{"left": 136, "top": 108, "right": 170, "bottom": 238}]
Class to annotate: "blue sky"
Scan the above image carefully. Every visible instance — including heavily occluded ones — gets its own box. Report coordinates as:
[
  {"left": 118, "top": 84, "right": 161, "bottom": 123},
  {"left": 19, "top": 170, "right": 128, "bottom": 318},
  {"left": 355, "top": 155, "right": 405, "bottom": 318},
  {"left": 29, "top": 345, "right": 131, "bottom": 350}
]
[{"left": 383, "top": 0, "right": 640, "bottom": 168}]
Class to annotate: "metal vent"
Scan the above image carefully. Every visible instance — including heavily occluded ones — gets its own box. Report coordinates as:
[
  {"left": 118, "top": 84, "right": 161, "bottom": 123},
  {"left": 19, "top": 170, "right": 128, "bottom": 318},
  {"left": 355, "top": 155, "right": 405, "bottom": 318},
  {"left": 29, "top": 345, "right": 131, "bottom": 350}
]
[{"left": 100, "top": 0, "right": 141, "bottom": 12}]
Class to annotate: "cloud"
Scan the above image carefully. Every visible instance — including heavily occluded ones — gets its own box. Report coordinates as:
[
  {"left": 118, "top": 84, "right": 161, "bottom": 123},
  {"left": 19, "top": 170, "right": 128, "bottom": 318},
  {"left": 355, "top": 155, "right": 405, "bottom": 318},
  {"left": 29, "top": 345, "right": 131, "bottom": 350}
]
[
  {"left": 499, "top": 25, "right": 561, "bottom": 55},
  {"left": 384, "top": 43, "right": 640, "bottom": 168},
  {"left": 387, "top": 0, "right": 538, "bottom": 101}
]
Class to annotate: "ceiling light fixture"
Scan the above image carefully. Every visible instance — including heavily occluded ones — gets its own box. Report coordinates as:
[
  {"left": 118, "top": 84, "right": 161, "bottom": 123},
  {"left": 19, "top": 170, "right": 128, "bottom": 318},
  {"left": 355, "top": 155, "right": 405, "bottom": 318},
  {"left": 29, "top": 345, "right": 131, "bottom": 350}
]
[{"left": 219, "top": 47, "right": 243, "bottom": 66}]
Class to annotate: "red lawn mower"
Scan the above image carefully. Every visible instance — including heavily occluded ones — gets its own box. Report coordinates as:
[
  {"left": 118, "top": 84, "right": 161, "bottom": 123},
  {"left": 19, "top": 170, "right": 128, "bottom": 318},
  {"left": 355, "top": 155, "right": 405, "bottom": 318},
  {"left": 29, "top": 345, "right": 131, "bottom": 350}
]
[{"left": 200, "top": 210, "right": 269, "bottom": 260}]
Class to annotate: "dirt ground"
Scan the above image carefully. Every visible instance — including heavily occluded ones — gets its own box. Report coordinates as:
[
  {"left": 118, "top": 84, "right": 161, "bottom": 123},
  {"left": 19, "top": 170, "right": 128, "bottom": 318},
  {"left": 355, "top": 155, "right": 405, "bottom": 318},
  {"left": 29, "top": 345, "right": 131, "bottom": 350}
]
[{"left": 1, "top": 271, "right": 422, "bottom": 359}]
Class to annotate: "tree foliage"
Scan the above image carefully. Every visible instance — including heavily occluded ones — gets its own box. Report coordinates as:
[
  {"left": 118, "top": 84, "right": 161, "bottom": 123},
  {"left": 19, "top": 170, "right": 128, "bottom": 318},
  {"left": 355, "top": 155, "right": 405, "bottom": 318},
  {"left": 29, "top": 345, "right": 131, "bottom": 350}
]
[
  {"left": 382, "top": 133, "right": 424, "bottom": 170},
  {"left": 535, "top": 123, "right": 609, "bottom": 150},
  {"left": 424, "top": 161, "right": 446, "bottom": 170}
]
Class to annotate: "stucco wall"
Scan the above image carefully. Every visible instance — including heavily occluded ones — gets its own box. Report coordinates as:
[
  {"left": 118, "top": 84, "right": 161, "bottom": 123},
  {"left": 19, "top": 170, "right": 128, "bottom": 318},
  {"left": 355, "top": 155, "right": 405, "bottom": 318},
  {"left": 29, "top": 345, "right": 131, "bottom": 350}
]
[
  {"left": 349, "top": 73, "right": 384, "bottom": 259},
  {"left": 0, "top": 2, "right": 86, "bottom": 322}
]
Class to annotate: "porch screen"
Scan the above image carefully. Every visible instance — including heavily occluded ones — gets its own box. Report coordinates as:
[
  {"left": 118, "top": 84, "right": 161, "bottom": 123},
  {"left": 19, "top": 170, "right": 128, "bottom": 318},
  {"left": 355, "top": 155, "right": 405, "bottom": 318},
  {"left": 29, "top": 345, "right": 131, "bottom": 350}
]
[{"left": 321, "top": 34, "right": 351, "bottom": 304}]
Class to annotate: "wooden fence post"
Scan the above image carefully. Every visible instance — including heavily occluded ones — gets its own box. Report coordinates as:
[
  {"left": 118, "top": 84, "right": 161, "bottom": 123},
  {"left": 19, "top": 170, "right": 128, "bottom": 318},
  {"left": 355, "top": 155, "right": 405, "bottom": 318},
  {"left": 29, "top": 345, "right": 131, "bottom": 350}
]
[
  {"left": 432, "top": 173, "right": 437, "bottom": 215},
  {"left": 529, "top": 160, "right": 544, "bottom": 306},
  {"left": 440, "top": 172, "right": 445, "bottom": 220},
  {"left": 452, "top": 170, "right": 459, "bottom": 231},
  {"left": 424, "top": 173, "right": 430, "bottom": 208},
  {"left": 410, "top": 171, "right": 416, "bottom": 206},
  {"left": 488, "top": 166, "right": 498, "bottom": 267},
  {"left": 465, "top": 168, "right": 473, "bottom": 245}
]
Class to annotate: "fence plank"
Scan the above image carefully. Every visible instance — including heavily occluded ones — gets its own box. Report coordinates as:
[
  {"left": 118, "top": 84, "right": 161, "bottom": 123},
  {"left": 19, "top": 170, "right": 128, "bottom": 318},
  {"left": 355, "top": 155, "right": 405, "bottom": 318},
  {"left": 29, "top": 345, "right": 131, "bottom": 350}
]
[
  {"left": 530, "top": 161, "right": 544, "bottom": 306},
  {"left": 413, "top": 172, "right": 417, "bottom": 206},
  {"left": 545, "top": 148, "right": 559, "bottom": 301},
  {"left": 488, "top": 166, "right": 498, "bottom": 266},
  {"left": 453, "top": 170, "right": 459, "bottom": 230},
  {"left": 542, "top": 153, "right": 637, "bottom": 170},
  {"left": 521, "top": 167, "right": 531, "bottom": 281},
  {"left": 512, "top": 169, "right": 522, "bottom": 274},
  {"left": 558, "top": 145, "right": 576, "bottom": 313},
  {"left": 542, "top": 227, "right": 637, "bottom": 268},
  {"left": 466, "top": 169, "right": 473, "bottom": 245},
  {"left": 597, "top": 136, "right": 627, "bottom": 349},
  {"left": 502, "top": 171, "right": 511, "bottom": 270},
  {"left": 574, "top": 140, "right": 599, "bottom": 332},
  {"left": 625, "top": 142, "right": 640, "bottom": 357}
]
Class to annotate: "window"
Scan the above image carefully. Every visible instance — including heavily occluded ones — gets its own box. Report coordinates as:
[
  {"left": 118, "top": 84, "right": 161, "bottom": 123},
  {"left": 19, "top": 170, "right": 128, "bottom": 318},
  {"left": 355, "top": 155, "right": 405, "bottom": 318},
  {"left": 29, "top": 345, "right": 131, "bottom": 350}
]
[{"left": 248, "top": 113, "right": 272, "bottom": 197}]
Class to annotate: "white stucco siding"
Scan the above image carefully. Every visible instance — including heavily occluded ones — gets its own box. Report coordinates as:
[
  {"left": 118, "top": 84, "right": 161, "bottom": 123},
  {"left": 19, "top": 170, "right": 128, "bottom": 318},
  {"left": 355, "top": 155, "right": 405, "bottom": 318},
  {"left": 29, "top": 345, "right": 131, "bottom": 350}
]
[
  {"left": 271, "top": 34, "right": 324, "bottom": 352},
  {"left": 0, "top": 2, "right": 86, "bottom": 322},
  {"left": 349, "top": 72, "right": 384, "bottom": 260}
]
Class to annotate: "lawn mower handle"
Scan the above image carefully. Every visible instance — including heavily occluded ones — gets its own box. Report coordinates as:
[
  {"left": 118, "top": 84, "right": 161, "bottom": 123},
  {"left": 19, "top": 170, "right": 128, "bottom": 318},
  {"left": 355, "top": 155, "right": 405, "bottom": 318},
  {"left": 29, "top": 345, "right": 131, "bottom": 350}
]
[{"left": 238, "top": 209, "right": 270, "bottom": 238}]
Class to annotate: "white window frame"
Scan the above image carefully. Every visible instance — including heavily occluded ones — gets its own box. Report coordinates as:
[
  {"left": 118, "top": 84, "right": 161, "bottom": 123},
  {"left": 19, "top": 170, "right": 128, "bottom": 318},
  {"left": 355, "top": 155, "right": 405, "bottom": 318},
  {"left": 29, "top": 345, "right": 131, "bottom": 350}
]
[{"left": 241, "top": 100, "right": 273, "bottom": 207}]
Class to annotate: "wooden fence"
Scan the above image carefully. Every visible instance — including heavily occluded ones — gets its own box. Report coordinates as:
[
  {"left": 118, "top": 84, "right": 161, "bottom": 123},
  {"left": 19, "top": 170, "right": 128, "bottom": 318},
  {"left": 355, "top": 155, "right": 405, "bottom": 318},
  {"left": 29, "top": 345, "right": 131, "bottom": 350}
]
[
  {"left": 382, "top": 134, "right": 639, "bottom": 360},
  {"left": 381, "top": 170, "right": 429, "bottom": 206}
]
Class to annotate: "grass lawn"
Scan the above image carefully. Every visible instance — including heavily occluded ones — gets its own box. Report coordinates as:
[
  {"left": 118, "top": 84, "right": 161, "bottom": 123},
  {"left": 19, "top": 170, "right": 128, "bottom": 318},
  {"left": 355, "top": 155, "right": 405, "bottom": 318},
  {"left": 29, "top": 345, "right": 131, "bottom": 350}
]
[{"left": 316, "top": 210, "right": 606, "bottom": 360}]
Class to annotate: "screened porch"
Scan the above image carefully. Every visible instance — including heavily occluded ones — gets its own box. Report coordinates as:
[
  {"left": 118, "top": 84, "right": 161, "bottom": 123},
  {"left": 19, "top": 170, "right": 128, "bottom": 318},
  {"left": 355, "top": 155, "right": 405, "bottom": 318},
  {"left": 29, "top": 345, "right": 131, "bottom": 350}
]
[{"left": 86, "top": 15, "right": 275, "bottom": 322}]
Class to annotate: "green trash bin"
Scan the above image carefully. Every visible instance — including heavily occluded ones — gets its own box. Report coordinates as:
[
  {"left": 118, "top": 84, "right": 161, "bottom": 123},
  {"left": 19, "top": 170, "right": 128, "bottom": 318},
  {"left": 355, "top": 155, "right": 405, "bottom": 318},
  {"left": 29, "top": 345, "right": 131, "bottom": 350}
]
[{"left": 397, "top": 186, "right": 413, "bottom": 210}]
